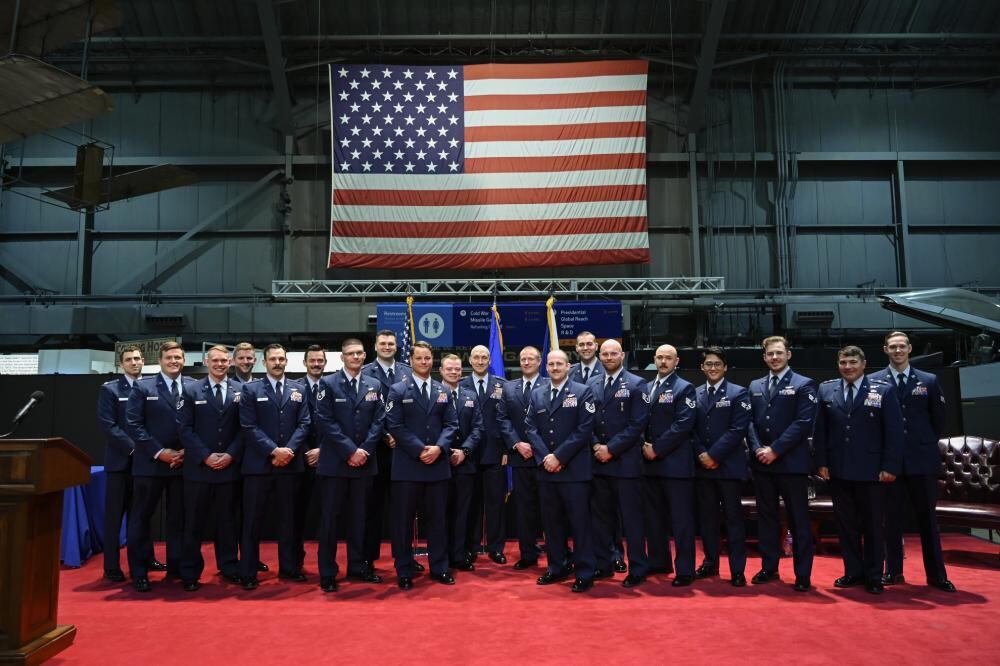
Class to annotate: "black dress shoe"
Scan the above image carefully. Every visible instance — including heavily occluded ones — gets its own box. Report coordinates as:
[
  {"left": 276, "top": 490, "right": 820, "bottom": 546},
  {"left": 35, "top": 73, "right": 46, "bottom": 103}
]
[
  {"left": 452, "top": 559, "right": 475, "bottom": 572},
  {"left": 320, "top": 577, "right": 338, "bottom": 593},
  {"left": 148, "top": 559, "right": 167, "bottom": 572},
  {"left": 881, "top": 573, "right": 905, "bottom": 585},
  {"left": 104, "top": 569, "right": 126, "bottom": 583},
  {"left": 241, "top": 578, "right": 259, "bottom": 591},
  {"left": 512, "top": 559, "right": 538, "bottom": 570},
  {"left": 866, "top": 581, "right": 884, "bottom": 595},
  {"left": 413, "top": 561, "right": 426, "bottom": 573},
  {"left": 488, "top": 552, "right": 507, "bottom": 565},
  {"left": 751, "top": 569, "right": 779, "bottom": 585},
  {"left": 592, "top": 568, "right": 614, "bottom": 580},
  {"left": 834, "top": 575, "right": 861, "bottom": 588},
  {"left": 430, "top": 572, "right": 456, "bottom": 585},
  {"left": 348, "top": 571, "right": 383, "bottom": 583},
  {"left": 622, "top": 574, "right": 645, "bottom": 588},
  {"left": 731, "top": 573, "right": 747, "bottom": 587},
  {"left": 613, "top": 559, "right": 627, "bottom": 573},
  {"left": 182, "top": 580, "right": 201, "bottom": 592},
  {"left": 220, "top": 572, "right": 241, "bottom": 584},
  {"left": 537, "top": 571, "right": 570, "bottom": 586},
  {"left": 930, "top": 579, "right": 957, "bottom": 592},
  {"left": 571, "top": 578, "right": 594, "bottom": 593},
  {"left": 672, "top": 575, "right": 694, "bottom": 587},
  {"left": 278, "top": 570, "right": 307, "bottom": 582},
  {"left": 694, "top": 564, "right": 718, "bottom": 579},
  {"left": 257, "top": 561, "right": 269, "bottom": 572},
  {"left": 398, "top": 577, "right": 413, "bottom": 590},
  {"left": 133, "top": 577, "right": 151, "bottom": 593},
  {"left": 794, "top": 577, "right": 811, "bottom": 592}
]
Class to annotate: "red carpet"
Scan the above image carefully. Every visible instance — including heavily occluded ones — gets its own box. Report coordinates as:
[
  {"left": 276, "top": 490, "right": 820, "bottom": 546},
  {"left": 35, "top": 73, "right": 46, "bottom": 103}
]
[{"left": 52, "top": 534, "right": 999, "bottom": 665}]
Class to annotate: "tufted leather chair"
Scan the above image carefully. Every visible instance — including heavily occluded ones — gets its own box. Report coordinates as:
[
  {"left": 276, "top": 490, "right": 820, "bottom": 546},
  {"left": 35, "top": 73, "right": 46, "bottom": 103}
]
[
  {"left": 939, "top": 436, "right": 999, "bottom": 502},
  {"left": 937, "top": 436, "right": 1000, "bottom": 529}
]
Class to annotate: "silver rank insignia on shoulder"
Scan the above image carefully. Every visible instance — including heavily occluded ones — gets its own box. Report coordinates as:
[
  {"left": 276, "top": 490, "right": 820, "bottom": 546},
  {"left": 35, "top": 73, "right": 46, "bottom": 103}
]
[
  {"left": 685, "top": 398, "right": 696, "bottom": 409},
  {"left": 585, "top": 402, "right": 596, "bottom": 413}
]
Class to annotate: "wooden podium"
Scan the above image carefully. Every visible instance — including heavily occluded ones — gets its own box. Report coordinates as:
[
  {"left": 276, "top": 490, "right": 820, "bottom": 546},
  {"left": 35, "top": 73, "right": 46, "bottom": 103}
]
[{"left": 0, "top": 438, "right": 92, "bottom": 664}]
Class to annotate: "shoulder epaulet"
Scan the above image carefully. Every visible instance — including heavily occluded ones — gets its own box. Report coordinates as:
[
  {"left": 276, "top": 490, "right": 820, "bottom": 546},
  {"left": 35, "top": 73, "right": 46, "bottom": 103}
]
[
  {"left": 103, "top": 378, "right": 116, "bottom": 385},
  {"left": 869, "top": 378, "right": 889, "bottom": 386},
  {"left": 821, "top": 378, "right": 839, "bottom": 384}
]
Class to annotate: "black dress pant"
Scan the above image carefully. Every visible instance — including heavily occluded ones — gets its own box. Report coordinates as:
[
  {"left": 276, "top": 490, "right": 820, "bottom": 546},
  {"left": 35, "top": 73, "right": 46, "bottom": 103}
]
[
  {"left": 448, "top": 473, "right": 476, "bottom": 563},
  {"left": 363, "top": 441, "right": 392, "bottom": 563},
  {"left": 592, "top": 475, "right": 648, "bottom": 576},
  {"left": 294, "top": 464, "right": 319, "bottom": 570},
  {"left": 884, "top": 474, "right": 947, "bottom": 582},
  {"left": 643, "top": 476, "right": 696, "bottom": 577},
  {"left": 469, "top": 464, "right": 507, "bottom": 556},
  {"left": 318, "top": 475, "right": 372, "bottom": 579},
  {"left": 181, "top": 480, "right": 239, "bottom": 581},
  {"left": 103, "top": 469, "right": 132, "bottom": 573},
  {"left": 755, "top": 471, "right": 813, "bottom": 578},
  {"left": 829, "top": 478, "right": 888, "bottom": 583},
  {"left": 696, "top": 477, "right": 747, "bottom": 576},
  {"left": 538, "top": 481, "right": 595, "bottom": 581},
  {"left": 392, "top": 479, "right": 449, "bottom": 578},
  {"left": 511, "top": 466, "right": 542, "bottom": 562},
  {"left": 127, "top": 475, "right": 183, "bottom": 579},
  {"left": 239, "top": 473, "right": 301, "bottom": 580}
]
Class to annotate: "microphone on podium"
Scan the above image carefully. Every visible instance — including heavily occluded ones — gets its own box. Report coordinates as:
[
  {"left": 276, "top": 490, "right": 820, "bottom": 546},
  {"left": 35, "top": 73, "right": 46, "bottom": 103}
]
[{"left": 1, "top": 390, "right": 45, "bottom": 438}]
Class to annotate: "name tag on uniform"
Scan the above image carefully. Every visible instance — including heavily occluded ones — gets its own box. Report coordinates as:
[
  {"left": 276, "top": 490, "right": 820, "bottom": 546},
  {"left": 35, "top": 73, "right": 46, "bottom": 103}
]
[
  {"left": 402, "top": 398, "right": 414, "bottom": 403},
  {"left": 536, "top": 408, "right": 547, "bottom": 414},
  {"left": 335, "top": 398, "right": 347, "bottom": 403},
  {"left": 118, "top": 397, "right": 129, "bottom": 402},
  {"left": 257, "top": 396, "right": 269, "bottom": 402},
  {"left": 195, "top": 400, "right": 207, "bottom": 405},
  {"left": 146, "top": 396, "right": 158, "bottom": 401},
  {"left": 752, "top": 392, "right": 764, "bottom": 397}
]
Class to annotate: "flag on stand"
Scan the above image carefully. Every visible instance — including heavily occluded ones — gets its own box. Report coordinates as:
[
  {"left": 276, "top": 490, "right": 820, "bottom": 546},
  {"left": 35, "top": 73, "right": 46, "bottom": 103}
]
[
  {"left": 399, "top": 295, "right": 415, "bottom": 364},
  {"left": 539, "top": 295, "right": 559, "bottom": 377},
  {"left": 328, "top": 60, "right": 649, "bottom": 270},
  {"left": 487, "top": 303, "right": 505, "bottom": 379}
]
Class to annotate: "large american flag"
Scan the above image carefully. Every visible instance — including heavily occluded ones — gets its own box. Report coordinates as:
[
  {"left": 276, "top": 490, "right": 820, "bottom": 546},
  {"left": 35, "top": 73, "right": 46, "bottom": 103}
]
[{"left": 327, "top": 60, "right": 649, "bottom": 270}]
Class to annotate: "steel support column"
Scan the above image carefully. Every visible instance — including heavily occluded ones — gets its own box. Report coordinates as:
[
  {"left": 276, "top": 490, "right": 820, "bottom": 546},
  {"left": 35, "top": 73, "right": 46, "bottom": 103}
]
[
  {"left": 688, "top": 134, "right": 702, "bottom": 277},
  {"left": 894, "top": 159, "right": 913, "bottom": 287}
]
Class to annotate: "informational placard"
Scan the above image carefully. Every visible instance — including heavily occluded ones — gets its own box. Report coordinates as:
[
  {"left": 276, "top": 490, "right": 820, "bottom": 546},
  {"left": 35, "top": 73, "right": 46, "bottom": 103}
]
[{"left": 376, "top": 301, "right": 622, "bottom": 348}]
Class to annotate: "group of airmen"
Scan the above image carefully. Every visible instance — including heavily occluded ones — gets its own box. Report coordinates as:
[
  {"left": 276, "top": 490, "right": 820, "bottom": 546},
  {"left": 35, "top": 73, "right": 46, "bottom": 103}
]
[{"left": 98, "top": 329, "right": 955, "bottom": 596}]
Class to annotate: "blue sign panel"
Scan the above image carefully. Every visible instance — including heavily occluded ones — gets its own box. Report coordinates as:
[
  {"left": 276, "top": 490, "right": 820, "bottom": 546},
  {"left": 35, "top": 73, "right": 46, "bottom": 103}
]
[{"left": 377, "top": 301, "right": 622, "bottom": 349}]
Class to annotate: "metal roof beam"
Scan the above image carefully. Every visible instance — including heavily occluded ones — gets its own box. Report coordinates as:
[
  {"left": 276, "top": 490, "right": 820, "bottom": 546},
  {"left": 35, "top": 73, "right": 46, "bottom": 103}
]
[
  {"left": 685, "top": 0, "right": 728, "bottom": 136},
  {"left": 255, "top": 0, "right": 293, "bottom": 135}
]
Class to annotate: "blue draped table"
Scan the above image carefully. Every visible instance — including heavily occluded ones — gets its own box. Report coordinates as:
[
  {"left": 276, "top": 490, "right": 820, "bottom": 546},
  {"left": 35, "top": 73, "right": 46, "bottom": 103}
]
[{"left": 61, "top": 465, "right": 126, "bottom": 568}]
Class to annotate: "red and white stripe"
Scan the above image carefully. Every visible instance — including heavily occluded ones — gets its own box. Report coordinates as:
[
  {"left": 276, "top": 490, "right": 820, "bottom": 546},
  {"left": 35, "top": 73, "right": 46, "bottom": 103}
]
[{"left": 329, "top": 60, "right": 649, "bottom": 270}]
